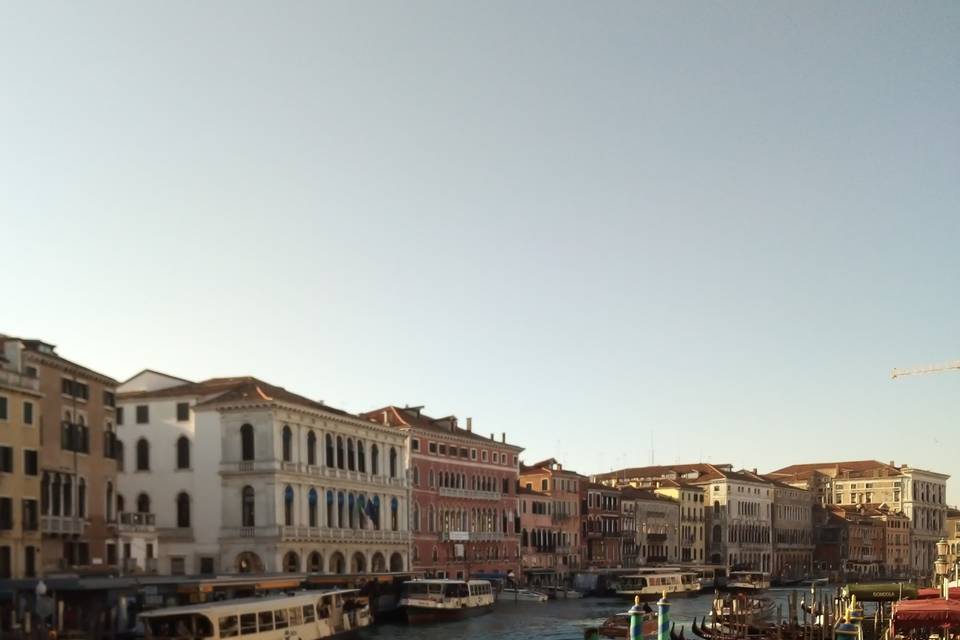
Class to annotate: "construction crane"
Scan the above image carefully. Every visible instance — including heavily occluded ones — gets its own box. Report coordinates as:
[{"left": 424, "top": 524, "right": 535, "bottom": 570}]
[{"left": 890, "top": 360, "right": 960, "bottom": 379}]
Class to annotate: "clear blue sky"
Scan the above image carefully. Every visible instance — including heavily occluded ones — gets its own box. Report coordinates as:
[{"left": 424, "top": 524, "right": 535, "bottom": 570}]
[{"left": 3, "top": 2, "right": 959, "bottom": 495}]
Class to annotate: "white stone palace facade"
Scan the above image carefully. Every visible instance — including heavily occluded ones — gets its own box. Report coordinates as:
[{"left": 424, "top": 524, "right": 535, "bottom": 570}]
[{"left": 117, "top": 371, "right": 410, "bottom": 575}]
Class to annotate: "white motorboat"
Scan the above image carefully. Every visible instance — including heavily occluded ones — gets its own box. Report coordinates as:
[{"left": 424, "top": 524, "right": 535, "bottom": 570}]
[{"left": 498, "top": 588, "right": 549, "bottom": 602}]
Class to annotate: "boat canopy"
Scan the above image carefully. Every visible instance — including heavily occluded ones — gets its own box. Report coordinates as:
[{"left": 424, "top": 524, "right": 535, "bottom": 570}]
[
  {"left": 892, "top": 599, "right": 960, "bottom": 631},
  {"left": 917, "top": 587, "right": 960, "bottom": 601},
  {"left": 844, "top": 583, "right": 917, "bottom": 602}
]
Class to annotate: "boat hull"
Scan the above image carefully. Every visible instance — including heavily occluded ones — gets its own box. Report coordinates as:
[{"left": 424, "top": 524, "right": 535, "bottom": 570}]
[
  {"left": 616, "top": 589, "right": 700, "bottom": 601},
  {"left": 403, "top": 603, "right": 494, "bottom": 624}
]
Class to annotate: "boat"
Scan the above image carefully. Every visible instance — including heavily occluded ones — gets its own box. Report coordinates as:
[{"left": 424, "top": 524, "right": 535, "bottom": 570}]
[
  {"left": 694, "top": 566, "right": 724, "bottom": 592},
  {"left": 599, "top": 601, "right": 658, "bottom": 639},
  {"left": 399, "top": 579, "right": 494, "bottom": 623},
  {"left": 138, "top": 589, "right": 371, "bottom": 640},
  {"left": 498, "top": 587, "right": 549, "bottom": 602},
  {"left": 711, "top": 593, "right": 777, "bottom": 626},
  {"left": 616, "top": 569, "right": 702, "bottom": 600},
  {"left": 726, "top": 571, "right": 771, "bottom": 592},
  {"left": 544, "top": 586, "right": 583, "bottom": 599}
]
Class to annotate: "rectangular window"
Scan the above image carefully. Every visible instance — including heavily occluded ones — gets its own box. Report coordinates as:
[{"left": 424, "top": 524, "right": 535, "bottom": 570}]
[
  {"left": 481, "top": 450, "right": 488, "bottom": 462},
  {"left": 439, "top": 444, "right": 447, "bottom": 455},
  {"left": 170, "top": 557, "right": 186, "bottom": 575},
  {"left": 411, "top": 438, "right": 419, "bottom": 451},
  {"left": 116, "top": 407, "right": 124, "bottom": 425},
  {"left": 176, "top": 402, "right": 189, "bottom": 421},
  {"left": 22, "top": 499, "right": 38, "bottom": 531},
  {"left": 0, "top": 396, "right": 6, "bottom": 420},
  {"left": 23, "top": 401, "right": 33, "bottom": 425},
  {"left": 492, "top": 452, "right": 499, "bottom": 463},
  {"left": 274, "top": 609, "right": 288, "bottom": 629},
  {"left": 302, "top": 605, "right": 315, "bottom": 623},
  {"left": 200, "top": 557, "right": 215, "bottom": 574},
  {"left": 24, "top": 450, "right": 38, "bottom": 476},
  {"left": 0, "top": 446, "right": 12, "bottom": 473},
  {"left": 428, "top": 442, "right": 437, "bottom": 454},
  {"left": 0, "top": 498, "right": 12, "bottom": 530},
  {"left": 106, "top": 543, "right": 117, "bottom": 566},
  {"left": 219, "top": 617, "right": 238, "bottom": 638},
  {"left": 459, "top": 447, "right": 468, "bottom": 458},
  {"left": 103, "top": 391, "right": 116, "bottom": 407},
  {"left": 136, "top": 405, "right": 149, "bottom": 424},
  {"left": 471, "top": 449, "right": 477, "bottom": 460},
  {"left": 240, "top": 614, "right": 257, "bottom": 635}
]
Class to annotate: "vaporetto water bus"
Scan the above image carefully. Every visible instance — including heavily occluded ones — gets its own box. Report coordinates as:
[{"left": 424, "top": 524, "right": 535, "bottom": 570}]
[
  {"left": 726, "top": 571, "right": 771, "bottom": 592},
  {"left": 139, "top": 589, "right": 371, "bottom": 640},
  {"left": 399, "top": 579, "right": 495, "bottom": 623},
  {"left": 615, "top": 568, "right": 702, "bottom": 600}
]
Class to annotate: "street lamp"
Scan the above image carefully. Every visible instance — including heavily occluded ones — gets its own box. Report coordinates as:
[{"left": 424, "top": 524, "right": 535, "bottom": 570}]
[{"left": 935, "top": 538, "right": 950, "bottom": 598}]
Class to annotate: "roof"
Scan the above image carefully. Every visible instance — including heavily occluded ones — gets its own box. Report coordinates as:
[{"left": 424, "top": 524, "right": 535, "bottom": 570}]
[
  {"left": 587, "top": 481, "right": 620, "bottom": 493},
  {"left": 768, "top": 460, "right": 901, "bottom": 479},
  {"left": 139, "top": 590, "right": 359, "bottom": 617},
  {"left": 620, "top": 486, "right": 678, "bottom": 503},
  {"left": 4, "top": 335, "right": 118, "bottom": 384},
  {"left": 592, "top": 463, "right": 724, "bottom": 482},
  {"left": 120, "top": 376, "right": 353, "bottom": 416},
  {"left": 361, "top": 405, "right": 523, "bottom": 450}
]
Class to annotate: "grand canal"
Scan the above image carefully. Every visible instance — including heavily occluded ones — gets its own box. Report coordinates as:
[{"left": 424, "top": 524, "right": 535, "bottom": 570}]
[{"left": 361, "top": 589, "right": 812, "bottom": 640}]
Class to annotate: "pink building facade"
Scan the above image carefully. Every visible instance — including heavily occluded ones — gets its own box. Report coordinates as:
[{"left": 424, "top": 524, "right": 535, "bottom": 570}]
[{"left": 363, "top": 406, "right": 523, "bottom": 580}]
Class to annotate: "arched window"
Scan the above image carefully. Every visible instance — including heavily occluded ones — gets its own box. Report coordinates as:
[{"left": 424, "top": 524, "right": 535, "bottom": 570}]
[
  {"left": 282, "top": 425, "right": 292, "bottom": 462},
  {"left": 325, "top": 434, "right": 334, "bottom": 467},
  {"left": 391, "top": 497, "right": 399, "bottom": 531},
  {"left": 389, "top": 447, "right": 397, "bottom": 478},
  {"left": 116, "top": 493, "right": 125, "bottom": 515},
  {"left": 240, "top": 424, "right": 254, "bottom": 461},
  {"left": 412, "top": 503, "right": 420, "bottom": 532},
  {"left": 371, "top": 445, "right": 379, "bottom": 475},
  {"left": 78, "top": 478, "right": 86, "bottom": 518},
  {"left": 348, "top": 494, "right": 356, "bottom": 529},
  {"left": 307, "top": 432, "right": 317, "bottom": 466},
  {"left": 326, "top": 490, "right": 334, "bottom": 527},
  {"left": 283, "top": 551, "right": 299, "bottom": 573},
  {"left": 177, "top": 492, "right": 191, "bottom": 528},
  {"left": 371, "top": 496, "right": 381, "bottom": 530},
  {"left": 337, "top": 492, "right": 346, "bottom": 529},
  {"left": 308, "top": 551, "right": 322, "bottom": 573},
  {"left": 522, "top": 529, "right": 529, "bottom": 547},
  {"left": 713, "top": 501, "right": 721, "bottom": 516},
  {"left": 241, "top": 486, "right": 255, "bottom": 527},
  {"left": 284, "top": 485, "right": 294, "bottom": 526},
  {"left": 137, "top": 492, "right": 150, "bottom": 514},
  {"left": 347, "top": 439, "right": 355, "bottom": 471},
  {"left": 176, "top": 436, "right": 190, "bottom": 470},
  {"left": 413, "top": 466, "right": 420, "bottom": 486},
  {"left": 116, "top": 440, "right": 125, "bottom": 472},
  {"left": 336, "top": 436, "right": 344, "bottom": 469},
  {"left": 390, "top": 552, "right": 403, "bottom": 572},
  {"left": 308, "top": 488, "right": 318, "bottom": 527},
  {"left": 357, "top": 442, "right": 366, "bottom": 473},
  {"left": 136, "top": 438, "right": 150, "bottom": 471}
]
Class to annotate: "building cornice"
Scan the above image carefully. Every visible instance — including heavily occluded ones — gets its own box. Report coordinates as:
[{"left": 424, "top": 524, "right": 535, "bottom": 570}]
[{"left": 25, "top": 351, "right": 117, "bottom": 386}]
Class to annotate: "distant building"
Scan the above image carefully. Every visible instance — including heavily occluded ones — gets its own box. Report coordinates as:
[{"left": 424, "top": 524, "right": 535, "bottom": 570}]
[
  {"left": 361, "top": 406, "right": 521, "bottom": 580},
  {"left": 519, "top": 458, "right": 585, "bottom": 580},
  {"left": 946, "top": 508, "right": 960, "bottom": 570},
  {"left": 816, "top": 505, "right": 885, "bottom": 578},
  {"left": 11, "top": 337, "right": 120, "bottom": 574},
  {"left": 584, "top": 483, "right": 623, "bottom": 568},
  {"left": 769, "top": 460, "right": 949, "bottom": 576},
  {"left": 0, "top": 338, "right": 44, "bottom": 578},
  {"left": 653, "top": 481, "right": 706, "bottom": 564},
  {"left": 763, "top": 475, "right": 814, "bottom": 578},
  {"left": 518, "top": 486, "right": 559, "bottom": 584},
  {"left": 621, "top": 487, "right": 680, "bottom": 565}
]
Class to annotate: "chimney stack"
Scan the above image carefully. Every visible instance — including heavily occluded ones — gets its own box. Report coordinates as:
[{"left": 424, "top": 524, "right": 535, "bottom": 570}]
[
  {"left": 501, "top": 432, "right": 506, "bottom": 443},
  {"left": 466, "top": 417, "right": 472, "bottom": 432},
  {"left": 490, "top": 433, "right": 494, "bottom": 441},
  {"left": 382, "top": 411, "right": 388, "bottom": 426}
]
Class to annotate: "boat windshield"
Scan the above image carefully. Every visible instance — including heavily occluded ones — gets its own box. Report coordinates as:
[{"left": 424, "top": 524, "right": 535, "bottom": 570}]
[
  {"left": 444, "top": 583, "right": 469, "bottom": 598},
  {"left": 144, "top": 614, "right": 214, "bottom": 640}
]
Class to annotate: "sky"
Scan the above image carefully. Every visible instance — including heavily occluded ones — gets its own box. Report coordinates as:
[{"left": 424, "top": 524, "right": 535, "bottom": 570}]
[{"left": 2, "top": 2, "right": 959, "bottom": 495}]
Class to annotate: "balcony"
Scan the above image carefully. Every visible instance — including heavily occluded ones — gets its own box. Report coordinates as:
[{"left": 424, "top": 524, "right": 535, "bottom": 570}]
[
  {"left": 117, "top": 511, "right": 156, "bottom": 533},
  {"left": 551, "top": 513, "right": 571, "bottom": 523},
  {"left": 646, "top": 532, "right": 668, "bottom": 543},
  {"left": 221, "top": 461, "right": 406, "bottom": 488},
  {"left": 0, "top": 368, "right": 39, "bottom": 392},
  {"left": 438, "top": 487, "right": 501, "bottom": 500},
  {"left": 220, "top": 525, "right": 409, "bottom": 544},
  {"left": 122, "top": 558, "right": 159, "bottom": 574},
  {"left": 439, "top": 531, "right": 507, "bottom": 542},
  {"left": 41, "top": 515, "right": 86, "bottom": 535}
]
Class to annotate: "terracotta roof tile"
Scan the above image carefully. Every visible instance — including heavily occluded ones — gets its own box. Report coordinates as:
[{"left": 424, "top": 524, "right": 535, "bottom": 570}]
[{"left": 361, "top": 406, "right": 523, "bottom": 450}]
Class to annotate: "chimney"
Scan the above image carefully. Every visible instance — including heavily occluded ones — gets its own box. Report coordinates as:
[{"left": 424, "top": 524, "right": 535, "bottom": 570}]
[
  {"left": 501, "top": 432, "right": 506, "bottom": 443},
  {"left": 889, "top": 460, "right": 895, "bottom": 467},
  {"left": 752, "top": 468, "right": 757, "bottom": 474},
  {"left": 490, "top": 433, "right": 494, "bottom": 441},
  {"left": 382, "top": 411, "right": 388, "bottom": 426},
  {"left": 466, "top": 417, "right": 472, "bottom": 432}
]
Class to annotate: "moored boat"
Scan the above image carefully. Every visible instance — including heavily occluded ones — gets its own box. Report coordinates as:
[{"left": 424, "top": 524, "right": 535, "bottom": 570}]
[
  {"left": 726, "top": 571, "right": 771, "bottom": 592},
  {"left": 599, "top": 607, "right": 658, "bottom": 640},
  {"left": 138, "top": 589, "right": 371, "bottom": 640},
  {"left": 498, "top": 587, "right": 549, "bottom": 602},
  {"left": 399, "top": 579, "right": 494, "bottom": 624},
  {"left": 545, "top": 586, "right": 583, "bottom": 599}
]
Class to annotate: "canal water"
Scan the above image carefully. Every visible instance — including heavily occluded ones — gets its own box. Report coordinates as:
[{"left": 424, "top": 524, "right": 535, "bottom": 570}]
[{"left": 361, "top": 588, "right": 819, "bottom": 640}]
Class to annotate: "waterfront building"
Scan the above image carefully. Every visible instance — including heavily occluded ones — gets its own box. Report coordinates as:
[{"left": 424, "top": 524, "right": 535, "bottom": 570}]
[
  {"left": 763, "top": 476, "right": 814, "bottom": 578},
  {"left": 10, "top": 337, "right": 120, "bottom": 573},
  {"left": 946, "top": 508, "right": 960, "bottom": 569},
  {"left": 869, "top": 503, "right": 911, "bottom": 577},
  {"left": 816, "top": 505, "right": 885, "bottom": 578},
  {"left": 518, "top": 486, "right": 561, "bottom": 583},
  {"left": 0, "top": 338, "right": 44, "bottom": 578},
  {"left": 361, "top": 406, "right": 520, "bottom": 580},
  {"left": 584, "top": 483, "right": 623, "bottom": 568},
  {"left": 118, "top": 373, "right": 410, "bottom": 574},
  {"left": 693, "top": 468, "right": 773, "bottom": 571},
  {"left": 621, "top": 487, "right": 680, "bottom": 565},
  {"left": 519, "top": 458, "right": 585, "bottom": 577},
  {"left": 652, "top": 480, "right": 705, "bottom": 563},
  {"left": 769, "top": 460, "right": 949, "bottom": 577}
]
